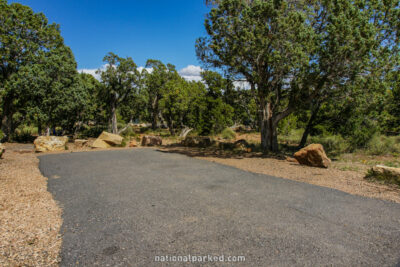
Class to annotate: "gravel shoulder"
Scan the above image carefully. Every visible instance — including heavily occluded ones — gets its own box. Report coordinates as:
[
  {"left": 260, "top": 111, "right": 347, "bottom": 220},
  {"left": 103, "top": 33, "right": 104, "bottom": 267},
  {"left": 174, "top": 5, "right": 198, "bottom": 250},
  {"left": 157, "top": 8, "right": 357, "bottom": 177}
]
[{"left": 0, "top": 144, "right": 61, "bottom": 266}]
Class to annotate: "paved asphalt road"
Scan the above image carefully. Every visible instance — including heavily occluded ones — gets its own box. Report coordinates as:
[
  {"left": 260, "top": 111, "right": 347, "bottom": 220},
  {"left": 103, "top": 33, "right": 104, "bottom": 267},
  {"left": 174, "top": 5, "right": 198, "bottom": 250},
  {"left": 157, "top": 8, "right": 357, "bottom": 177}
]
[{"left": 39, "top": 149, "right": 400, "bottom": 266}]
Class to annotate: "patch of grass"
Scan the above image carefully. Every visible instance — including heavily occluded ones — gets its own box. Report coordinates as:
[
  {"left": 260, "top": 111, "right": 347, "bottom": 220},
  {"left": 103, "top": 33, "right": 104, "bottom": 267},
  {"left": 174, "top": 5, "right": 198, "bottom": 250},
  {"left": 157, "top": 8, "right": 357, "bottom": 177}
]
[
  {"left": 338, "top": 165, "right": 360, "bottom": 172},
  {"left": 221, "top": 127, "right": 236, "bottom": 140},
  {"left": 278, "top": 129, "right": 303, "bottom": 145},
  {"left": 365, "top": 168, "right": 400, "bottom": 186},
  {"left": 308, "top": 135, "right": 351, "bottom": 156},
  {"left": 120, "top": 125, "right": 137, "bottom": 138},
  {"left": 365, "top": 135, "right": 400, "bottom": 155}
]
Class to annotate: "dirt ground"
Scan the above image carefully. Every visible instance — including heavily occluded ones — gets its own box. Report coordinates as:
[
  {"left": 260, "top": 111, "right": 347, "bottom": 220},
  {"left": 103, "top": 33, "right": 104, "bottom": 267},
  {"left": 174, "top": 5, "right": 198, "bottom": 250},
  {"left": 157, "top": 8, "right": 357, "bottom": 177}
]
[{"left": 0, "top": 144, "right": 62, "bottom": 266}]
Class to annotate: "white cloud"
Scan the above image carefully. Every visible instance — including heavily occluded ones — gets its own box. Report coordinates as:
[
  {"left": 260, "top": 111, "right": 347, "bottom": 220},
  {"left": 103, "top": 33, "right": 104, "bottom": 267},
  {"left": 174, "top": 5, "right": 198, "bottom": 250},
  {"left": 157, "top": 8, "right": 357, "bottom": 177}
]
[
  {"left": 137, "top": 66, "right": 153, "bottom": 74},
  {"left": 233, "top": 80, "right": 251, "bottom": 90},
  {"left": 178, "top": 65, "right": 203, "bottom": 82},
  {"left": 80, "top": 64, "right": 251, "bottom": 88},
  {"left": 79, "top": 64, "right": 108, "bottom": 80},
  {"left": 79, "top": 65, "right": 153, "bottom": 80}
]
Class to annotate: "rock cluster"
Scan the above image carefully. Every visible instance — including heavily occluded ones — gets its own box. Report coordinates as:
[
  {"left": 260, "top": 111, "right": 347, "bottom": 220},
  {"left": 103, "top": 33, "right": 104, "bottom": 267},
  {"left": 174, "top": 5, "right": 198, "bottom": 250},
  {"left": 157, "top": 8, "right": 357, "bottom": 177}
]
[
  {"left": 34, "top": 136, "right": 69, "bottom": 152},
  {"left": 141, "top": 136, "right": 162, "bottom": 146},
  {"left": 294, "top": 144, "right": 331, "bottom": 168}
]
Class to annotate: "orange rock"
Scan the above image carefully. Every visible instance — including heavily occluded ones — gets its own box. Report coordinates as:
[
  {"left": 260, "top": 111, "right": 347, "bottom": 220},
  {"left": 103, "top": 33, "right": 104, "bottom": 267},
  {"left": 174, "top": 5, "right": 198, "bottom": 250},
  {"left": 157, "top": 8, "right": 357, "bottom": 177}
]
[
  {"left": 129, "top": 140, "right": 137, "bottom": 147},
  {"left": 294, "top": 144, "right": 331, "bottom": 168},
  {"left": 286, "top": 156, "right": 298, "bottom": 163}
]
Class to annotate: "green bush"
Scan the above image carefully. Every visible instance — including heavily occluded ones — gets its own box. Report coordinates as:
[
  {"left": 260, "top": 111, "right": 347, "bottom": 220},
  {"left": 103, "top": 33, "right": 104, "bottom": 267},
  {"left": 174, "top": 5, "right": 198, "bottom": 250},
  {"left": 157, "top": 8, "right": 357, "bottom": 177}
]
[
  {"left": 11, "top": 130, "right": 36, "bottom": 143},
  {"left": 0, "top": 129, "right": 4, "bottom": 141},
  {"left": 365, "top": 135, "right": 400, "bottom": 155},
  {"left": 120, "top": 125, "right": 137, "bottom": 137},
  {"left": 308, "top": 134, "right": 351, "bottom": 155},
  {"left": 278, "top": 129, "right": 303, "bottom": 145},
  {"left": 221, "top": 127, "right": 236, "bottom": 140},
  {"left": 80, "top": 125, "right": 108, "bottom": 138},
  {"left": 365, "top": 168, "right": 400, "bottom": 186}
]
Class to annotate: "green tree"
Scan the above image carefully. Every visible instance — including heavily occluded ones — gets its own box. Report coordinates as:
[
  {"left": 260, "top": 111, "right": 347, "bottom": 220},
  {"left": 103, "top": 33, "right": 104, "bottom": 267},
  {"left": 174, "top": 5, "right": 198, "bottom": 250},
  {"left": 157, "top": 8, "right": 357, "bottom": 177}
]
[
  {"left": 97, "top": 52, "right": 141, "bottom": 134},
  {"left": 199, "top": 71, "right": 234, "bottom": 135},
  {"left": 7, "top": 46, "right": 79, "bottom": 136},
  {"left": 143, "top": 60, "right": 178, "bottom": 129},
  {"left": 197, "top": 0, "right": 383, "bottom": 152},
  {"left": 197, "top": 0, "right": 314, "bottom": 151},
  {"left": 159, "top": 73, "right": 191, "bottom": 135},
  {"left": 297, "top": 0, "right": 399, "bottom": 147},
  {"left": 0, "top": 0, "right": 64, "bottom": 140}
]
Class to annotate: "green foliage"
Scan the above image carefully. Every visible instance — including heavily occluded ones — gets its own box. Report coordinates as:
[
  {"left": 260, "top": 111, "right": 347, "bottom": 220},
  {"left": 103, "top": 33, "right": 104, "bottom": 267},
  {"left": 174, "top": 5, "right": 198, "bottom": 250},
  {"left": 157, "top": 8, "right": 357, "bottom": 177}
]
[
  {"left": 119, "top": 125, "right": 137, "bottom": 138},
  {"left": 79, "top": 125, "right": 108, "bottom": 139},
  {"left": 308, "top": 135, "right": 351, "bottom": 156},
  {"left": 197, "top": 0, "right": 398, "bottom": 152},
  {"left": 0, "top": 0, "right": 65, "bottom": 139},
  {"left": 278, "top": 129, "right": 304, "bottom": 145},
  {"left": 221, "top": 128, "right": 236, "bottom": 140},
  {"left": 365, "top": 169, "right": 400, "bottom": 186},
  {"left": 11, "top": 129, "right": 35, "bottom": 143},
  {"left": 365, "top": 135, "right": 400, "bottom": 155},
  {"left": 97, "top": 52, "right": 141, "bottom": 134}
]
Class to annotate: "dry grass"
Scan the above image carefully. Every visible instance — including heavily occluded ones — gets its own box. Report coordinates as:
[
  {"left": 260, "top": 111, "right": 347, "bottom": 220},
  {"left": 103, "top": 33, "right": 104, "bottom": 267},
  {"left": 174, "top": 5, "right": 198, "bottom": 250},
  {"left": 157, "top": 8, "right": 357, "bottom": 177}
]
[{"left": 0, "top": 145, "right": 62, "bottom": 266}]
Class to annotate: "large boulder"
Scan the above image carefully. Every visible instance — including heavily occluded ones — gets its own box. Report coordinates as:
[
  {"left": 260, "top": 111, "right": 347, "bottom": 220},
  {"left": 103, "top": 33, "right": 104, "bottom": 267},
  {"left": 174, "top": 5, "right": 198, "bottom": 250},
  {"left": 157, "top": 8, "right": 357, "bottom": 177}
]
[
  {"left": 182, "top": 136, "right": 213, "bottom": 147},
  {"left": 34, "top": 136, "right": 69, "bottom": 152},
  {"left": 141, "top": 136, "right": 162, "bottom": 146},
  {"left": 91, "top": 131, "right": 123, "bottom": 148},
  {"left": 0, "top": 143, "right": 5, "bottom": 158},
  {"left": 294, "top": 144, "right": 331, "bottom": 168},
  {"left": 91, "top": 139, "right": 112, "bottom": 149},
  {"left": 367, "top": 165, "right": 400, "bottom": 186},
  {"left": 98, "top": 131, "right": 123, "bottom": 145}
]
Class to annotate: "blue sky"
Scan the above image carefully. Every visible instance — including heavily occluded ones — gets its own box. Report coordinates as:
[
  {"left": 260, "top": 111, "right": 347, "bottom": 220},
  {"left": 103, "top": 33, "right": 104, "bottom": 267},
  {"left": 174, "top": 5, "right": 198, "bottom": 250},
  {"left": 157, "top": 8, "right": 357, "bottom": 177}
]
[{"left": 9, "top": 0, "right": 210, "bottom": 80}]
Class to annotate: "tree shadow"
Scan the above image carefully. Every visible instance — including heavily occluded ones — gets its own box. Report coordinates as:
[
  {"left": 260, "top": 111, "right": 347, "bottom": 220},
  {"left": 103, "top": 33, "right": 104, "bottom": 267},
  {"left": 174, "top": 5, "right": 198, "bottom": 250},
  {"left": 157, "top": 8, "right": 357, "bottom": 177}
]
[{"left": 157, "top": 143, "right": 294, "bottom": 160}]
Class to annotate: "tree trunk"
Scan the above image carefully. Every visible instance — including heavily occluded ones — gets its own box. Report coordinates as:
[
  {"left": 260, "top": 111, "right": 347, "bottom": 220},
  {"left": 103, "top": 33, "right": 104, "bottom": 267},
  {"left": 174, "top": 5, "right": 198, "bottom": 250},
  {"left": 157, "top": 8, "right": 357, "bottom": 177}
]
[
  {"left": 1, "top": 98, "right": 13, "bottom": 141},
  {"left": 151, "top": 96, "right": 159, "bottom": 130},
  {"left": 111, "top": 103, "right": 118, "bottom": 134},
  {"left": 299, "top": 102, "right": 321, "bottom": 148},
  {"left": 167, "top": 116, "right": 175, "bottom": 135},
  {"left": 38, "top": 122, "right": 42, "bottom": 136},
  {"left": 260, "top": 101, "right": 279, "bottom": 152}
]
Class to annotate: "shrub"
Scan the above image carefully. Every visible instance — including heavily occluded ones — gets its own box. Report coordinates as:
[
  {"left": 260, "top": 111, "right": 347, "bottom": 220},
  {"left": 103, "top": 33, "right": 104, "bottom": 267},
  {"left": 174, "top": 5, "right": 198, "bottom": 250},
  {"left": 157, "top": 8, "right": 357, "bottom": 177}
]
[
  {"left": 120, "top": 125, "right": 136, "bottom": 137},
  {"left": 11, "top": 130, "right": 36, "bottom": 143},
  {"left": 365, "top": 135, "right": 400, "bottom": 155},
  {"left": 365, "top": 167, "right": 400, "bottom": 186},
  {"left": 80, "top": 125, "right": 108, "bottom": 138},
  {"left": 221, "top": 127, "right": 236, "bottom": 140},
  {"left": 0, "top": 129, "right": 4, "bottom": 141},
  {"left": 278, "top": 129, "right": 303, "bottom": 145},
  {"left": 308, "top": 134, "right": 350, "bottom": 155}
]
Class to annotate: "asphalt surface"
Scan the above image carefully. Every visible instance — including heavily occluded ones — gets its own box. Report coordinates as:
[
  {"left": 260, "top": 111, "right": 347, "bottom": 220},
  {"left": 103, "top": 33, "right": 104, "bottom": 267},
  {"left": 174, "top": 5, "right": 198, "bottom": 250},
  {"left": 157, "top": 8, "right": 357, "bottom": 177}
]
[{"left": 39, "top": 149, "right": 400, "bottom": 266}]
